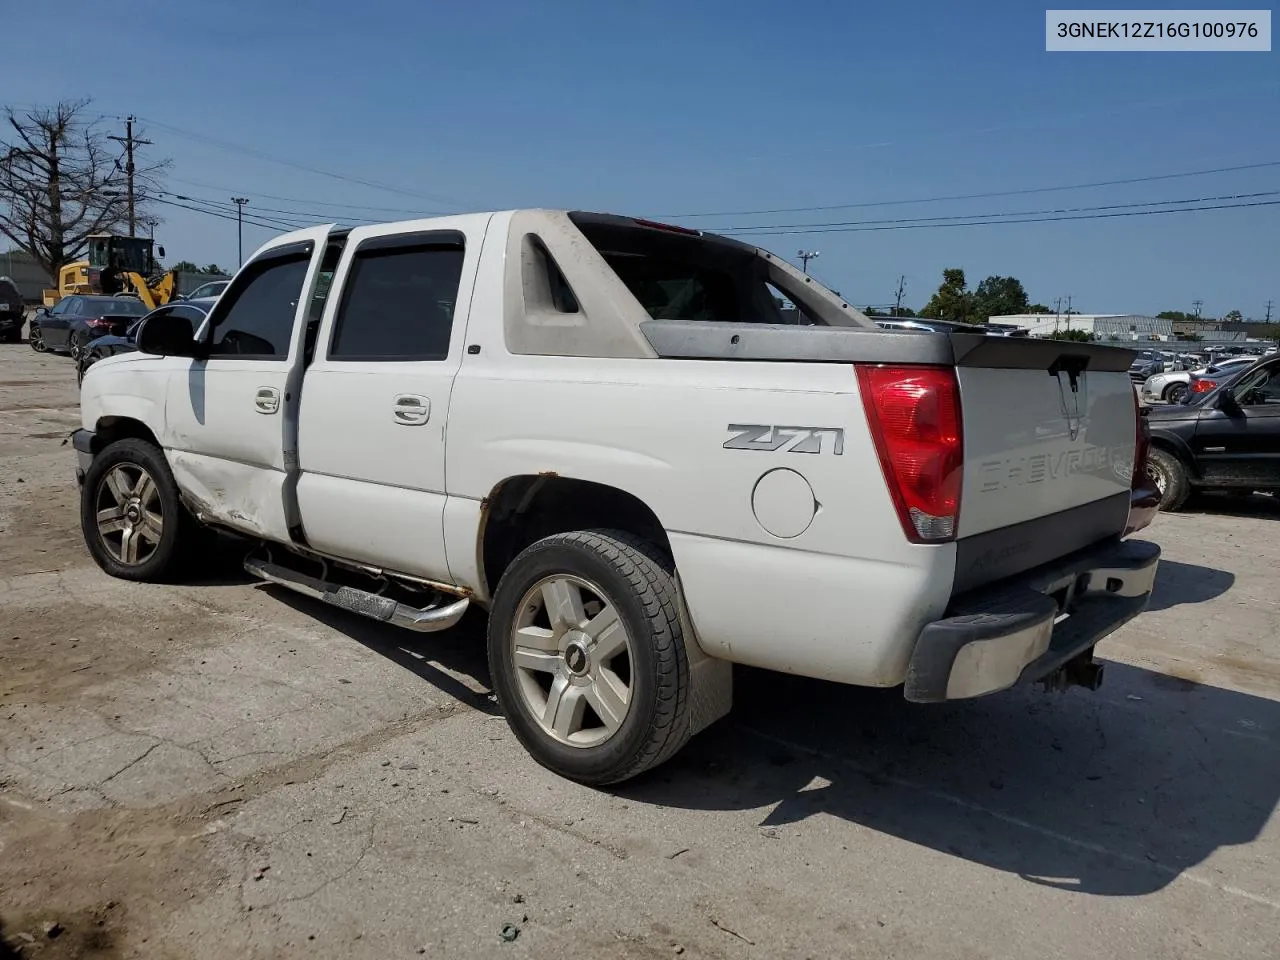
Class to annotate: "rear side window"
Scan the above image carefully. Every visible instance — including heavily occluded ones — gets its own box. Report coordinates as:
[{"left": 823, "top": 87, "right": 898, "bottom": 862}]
[
  {"left": 569, "top": 214, "right": 799, "bottom": 326},
  {"left": 329, "top": 239, "right": 465, "bottom": 361},
  {"left": 207, "top": 253, "right": 311, "bottom": 359}
]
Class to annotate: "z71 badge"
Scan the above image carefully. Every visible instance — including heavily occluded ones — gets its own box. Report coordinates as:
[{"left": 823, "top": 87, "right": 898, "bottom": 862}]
[{"left": 723, "top": 424, "right": 845, "bottom": 455}]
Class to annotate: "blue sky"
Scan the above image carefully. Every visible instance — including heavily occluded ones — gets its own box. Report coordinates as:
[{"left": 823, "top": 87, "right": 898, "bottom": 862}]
[{"left": 4, "top": 0, "right": 1277, "bottom": 316}]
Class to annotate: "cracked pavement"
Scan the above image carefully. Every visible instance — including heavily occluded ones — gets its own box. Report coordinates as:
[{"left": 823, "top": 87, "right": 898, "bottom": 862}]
[{"left": 2, "top": 343, "right": 1280, "bottom": 959}]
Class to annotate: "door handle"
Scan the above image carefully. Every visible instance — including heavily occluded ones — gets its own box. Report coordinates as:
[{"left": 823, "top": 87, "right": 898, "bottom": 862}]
[
  {"left": 393, "top": 394, "right": 430, "bottom": 425},
  {"left": 254, "top": 386, "right": 281, "bottom": 415}
]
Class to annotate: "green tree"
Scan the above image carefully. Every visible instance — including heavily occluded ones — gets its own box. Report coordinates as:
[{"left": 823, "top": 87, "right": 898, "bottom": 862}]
[
  {"left": 171, "top": 260, "right": 200, "bottom": 272},
  {"left": 971, "top": 275, "right": 1030, "bottom": 321},
  {"left": 1027, "top": 303, "right": 1052, "bottom": 314},
  {"left": 1053, "top": 328, "right": 1094, "bottom": 342},
  {"left": 201, "top": 263, "right": 227, "bottom": 275},
  {"left": 1157, "top": 310, "right": 1196, "bottom": 322},
  {"left": 919, "top": 268, "right": 974, "bottom": 323},
  {"left": 1222, "top": 309, "right": 1243, "bottom": 324}
]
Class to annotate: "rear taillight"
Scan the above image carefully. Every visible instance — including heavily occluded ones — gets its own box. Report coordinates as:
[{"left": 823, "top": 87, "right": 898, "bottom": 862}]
[
  {"left": 1191, "top": 378, "right": 1217, "bottom": 394},
  {"left": 856, "top": 364, "right": 963, "bottom": 543},
  {"left": 85, "top": 317, "right": 113, "bottom": 328},
  {"left": 1132, "top": 393, "right": 1150, "bottom": 490}
]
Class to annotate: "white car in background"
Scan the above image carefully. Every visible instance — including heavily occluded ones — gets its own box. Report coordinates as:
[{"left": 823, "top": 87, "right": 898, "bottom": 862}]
[{"left": 1141, "top": 354, "right": 1259, "bottom": 404}]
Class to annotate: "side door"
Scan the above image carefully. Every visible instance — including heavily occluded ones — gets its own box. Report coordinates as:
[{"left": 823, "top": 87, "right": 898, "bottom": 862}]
[
  {"left": 1192, "top": 359, "right": 1280, "bottom": 486},
  {"left": 44, "top": 297, "right": 76, "bottom": 349},
  {"left": 164, "top": 231, "right": 331, "bottom": 543},
  {"left": 294, "top": 223, "right": 483, "bottom": 582}
]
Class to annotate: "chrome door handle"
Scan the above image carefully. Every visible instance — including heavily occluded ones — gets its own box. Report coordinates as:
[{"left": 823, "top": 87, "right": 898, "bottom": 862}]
[
  {"left": 254, "top": 387, "right": 280, "bottom": 414},
  {"left": 393, "top": 394, "right": 430, "bottom": 425}
]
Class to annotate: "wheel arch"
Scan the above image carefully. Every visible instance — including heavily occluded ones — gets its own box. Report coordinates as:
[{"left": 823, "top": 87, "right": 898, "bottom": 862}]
[
  {"left": 478, "top": 474, "right": 671, "bottom": 601},
  {"left": 91, "top": 415, "right": 162, "bottom": 454},
  {"left": 1147, "top": 430, "right": 1201, "bottom": 479}
]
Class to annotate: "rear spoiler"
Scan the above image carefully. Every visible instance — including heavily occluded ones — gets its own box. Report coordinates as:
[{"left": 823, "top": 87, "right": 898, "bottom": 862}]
[{"left": 639, "top": 320, "right": 1136, "bottom": 373}]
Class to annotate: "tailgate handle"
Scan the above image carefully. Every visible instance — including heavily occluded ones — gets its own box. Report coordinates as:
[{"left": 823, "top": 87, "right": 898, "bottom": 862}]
[{"left": 1048, "top": 354, "right": 1090, "bottom": 392}]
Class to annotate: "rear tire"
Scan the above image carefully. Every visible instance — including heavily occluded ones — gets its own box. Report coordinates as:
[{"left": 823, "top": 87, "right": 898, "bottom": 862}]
[
  {"left": 1147, "top": 448, "right": 1191, "bottom": 512},
  {"left": 1163, "top": 382, "right": 1189, "bottom": 404},
  {"left": 80, "top": 438, "right": 204, "bottom": 582},
  {"left": 488, "top": 530, "right": 691, "bottom": 785}
]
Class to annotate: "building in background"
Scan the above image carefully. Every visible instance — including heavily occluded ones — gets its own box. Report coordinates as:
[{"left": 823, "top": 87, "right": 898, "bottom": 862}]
[
  {"left": 988, "top": 313, "right": 1247, "bottom": 344},
  {"left": 1, "top": 251, "right": 53, "bottom": 304}
]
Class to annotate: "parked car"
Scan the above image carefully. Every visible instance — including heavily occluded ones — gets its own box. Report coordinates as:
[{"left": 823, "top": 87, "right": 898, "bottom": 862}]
[
  {"left": 1141, "top": 355, "right": 1259, "bottom": 404},
  {"left": 1145, "top": 354, "right": 1280, "bottom": 510},
  {"left": 30, "top": 296, "right": 149, "bottom": 356},
  {"left": 74, "top": 210, "right": 1160, "bottom": 785},
  {"left": 0, "top": 276, "right": 26, "bottom": 343},
  {"left": 1187, "top": 357, "right": 1266, "bottom": 398},
  {"left": 1129, "top": 351, "right": 1165, "bottom": 383},
  {"left": 76, "top": 300, "right": 215, "bottom": 384},
  {"left": 176, "top": 279, "right": 230, "bottom": 302}
]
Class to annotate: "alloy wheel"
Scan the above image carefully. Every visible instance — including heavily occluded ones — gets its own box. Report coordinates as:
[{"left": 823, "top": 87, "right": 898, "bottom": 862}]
[
  {"left": 510, "top": 574, "right": 634, "bottom": 747},
  {"left": 94, "top": 464, "right": 164, "bottom": 565}
]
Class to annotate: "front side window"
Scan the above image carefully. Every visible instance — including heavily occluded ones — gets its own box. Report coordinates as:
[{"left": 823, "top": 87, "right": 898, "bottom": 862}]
[
  {"left": 1232, "top": 364, "right": 1280, "bottom": 407},
  {"left": 328, "top": 241, "right": 465, "bottom": 361},
  {"left": 206, "top": 253, "right": 311, "bottom": 359}
]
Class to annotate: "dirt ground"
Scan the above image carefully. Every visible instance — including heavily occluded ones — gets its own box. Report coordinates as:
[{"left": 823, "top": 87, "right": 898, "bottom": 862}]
[{"left": 2, "top": 340, "right": 1279, "bottom": 959}]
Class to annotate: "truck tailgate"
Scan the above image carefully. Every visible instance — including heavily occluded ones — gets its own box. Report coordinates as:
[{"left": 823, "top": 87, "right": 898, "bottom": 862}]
[{"left": 957, "top": 365, "right": 1137, "bottom": 538}]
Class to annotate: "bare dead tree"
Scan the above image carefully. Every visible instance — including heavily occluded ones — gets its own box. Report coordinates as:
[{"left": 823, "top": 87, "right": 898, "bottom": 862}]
[{"left": 0, "top": 99, "right": 167, "bottom": 279}]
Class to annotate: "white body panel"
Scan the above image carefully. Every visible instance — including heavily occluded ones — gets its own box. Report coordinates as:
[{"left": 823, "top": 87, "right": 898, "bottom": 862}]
[
  {"left": 957, "top": 368, "right": 1135, "bottom": 538},
  {"left": 168, "top": 224, "right": 335, "bottom": 539},
  {"left": 294, "top": 215, "right": 489, "bottom": 582}
]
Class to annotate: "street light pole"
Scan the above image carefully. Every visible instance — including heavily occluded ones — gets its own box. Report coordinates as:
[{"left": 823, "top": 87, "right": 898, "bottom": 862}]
[
  {"left": 231, "top": 197, "right": 250, "bottom": 265},
  {"left": 797, "top": 250, "right": 820, "bottom": 274}
]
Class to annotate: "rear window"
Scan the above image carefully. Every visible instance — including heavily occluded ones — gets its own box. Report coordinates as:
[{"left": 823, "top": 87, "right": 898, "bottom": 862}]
[
  {"left": 85, "top": 298, "right": 150, "bottom": 317},
  {"left": 568, "top": 213, "right": 807, "bottom": 326}
]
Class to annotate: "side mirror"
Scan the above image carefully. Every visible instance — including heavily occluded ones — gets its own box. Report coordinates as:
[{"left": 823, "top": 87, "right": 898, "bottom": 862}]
[
  {"left": 136, "top": 311, "right": 202, "bottom": 358},
  {"left": 34, "top": 306, "right": 48, "bottom": 317},
  {"left": 156, "top": 245, "right": 166, "bottom": 259},
  {"left": 1216, "top": 389, "right": 1244, "bottom": 417}
]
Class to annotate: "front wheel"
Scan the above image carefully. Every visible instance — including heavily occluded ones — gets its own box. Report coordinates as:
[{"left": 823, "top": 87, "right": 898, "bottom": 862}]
[
  {"left": 488, "top": 530, "right": 691, "bottom": 785},
  {"left": 1147, "top": 448, "right": 1191, "bottom": 512},
  {"left": 29, "top": 325, "right": 46, "bottom": 352},
  {"left": 1164, "top": 382, "right": 1189, "bottom": 404},
  {"left": 80, "top": 438, "right": 200, "bottom": 581}
]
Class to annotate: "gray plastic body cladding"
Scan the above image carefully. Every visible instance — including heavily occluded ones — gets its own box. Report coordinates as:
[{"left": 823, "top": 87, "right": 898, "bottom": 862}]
[{"left": 640, "top": 321, "right": 1137, "bottom": 372}]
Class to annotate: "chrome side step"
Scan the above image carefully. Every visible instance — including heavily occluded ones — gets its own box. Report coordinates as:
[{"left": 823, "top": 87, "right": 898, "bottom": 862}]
[{"left": 244, "top": 556, "right": 470, "bottom": 633}]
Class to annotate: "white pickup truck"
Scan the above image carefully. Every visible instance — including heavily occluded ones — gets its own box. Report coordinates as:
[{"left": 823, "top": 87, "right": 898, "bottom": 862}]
[{"left": 74, "top": 211, "right": 1161, "bottom": 784}]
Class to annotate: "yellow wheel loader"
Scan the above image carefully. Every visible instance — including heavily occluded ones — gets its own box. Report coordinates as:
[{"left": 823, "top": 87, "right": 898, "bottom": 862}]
[{"left": 41, "top": 235, "right": 177, "bottom": 310}]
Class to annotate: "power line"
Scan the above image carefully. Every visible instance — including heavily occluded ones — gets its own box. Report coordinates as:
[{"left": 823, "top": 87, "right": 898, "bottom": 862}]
[
  {"left": 713, "top": 198, "right": 1280, "bottom": 237},
  {"left": 168, "top": 176, "right": 446, "bottom": 217},
  {"left": 148, "top": 195, "right": 303, "bottom": 233},
  {"left": 716, "top": 190, "right": 1280, "bottom": 234},
  {"left": 135, "top": 116, "right": 477, "bottom": 210},
  {"left": 106, "top": 116, "right": 152, "bottom": 237},
  {"left": 658, "top": 159, "right": 1280, "bottom": 220}
]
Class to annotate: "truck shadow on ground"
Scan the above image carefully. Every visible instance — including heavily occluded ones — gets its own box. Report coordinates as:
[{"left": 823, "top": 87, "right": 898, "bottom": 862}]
[
  {"left": 262, "top": 586, "right": 499, "bottom": 716},
  {"left": 621, "top": 662, "right": 1280, "bottom": 899},
  {"left": 1185, "top": 491, "right": 1280, "bottom": 520},
  {"left": 1142, "top": 558, "right": 1234, "bottom": 612}
]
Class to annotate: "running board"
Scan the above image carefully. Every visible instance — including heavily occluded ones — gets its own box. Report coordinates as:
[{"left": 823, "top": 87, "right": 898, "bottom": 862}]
[{"left": 244, "top": 557, "right": 470, "bottom": 633}]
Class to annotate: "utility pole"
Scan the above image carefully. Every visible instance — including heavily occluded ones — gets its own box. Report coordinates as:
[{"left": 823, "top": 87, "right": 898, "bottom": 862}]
[
  {"left": 232, "top": 197, "right": 250, "bottom": 265},
  {"left": 893, "top": 275, "right": 906, "bottom": 316},
  {"left": 1265, "top": 299, "right": 1274, "bottom": 323},
  {"left": 108, "top": 117, "right": 152, "bottom": 237},
  {"left": 1192, "top": 299, "right": 1204, "bottom": 318},
  {"left": 1053, "top": 296, "right": 1063, "bottom": 334},
  {"left": 797, "top": 250, "right": 820, "bottom": 275}
]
